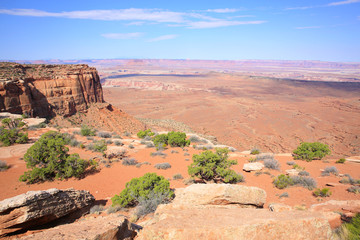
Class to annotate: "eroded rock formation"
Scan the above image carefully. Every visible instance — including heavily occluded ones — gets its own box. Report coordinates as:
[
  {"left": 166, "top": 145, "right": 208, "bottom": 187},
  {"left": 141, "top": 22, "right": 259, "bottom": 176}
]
[
  {"left": 18, "top": 215, "right": 138, "bottom": 240},
  {"left": 137, "top": 184, "right": 332, "bottom": 240},
  {"left": 0, "top": 62, "right": 104, "bottom": 117},
  {"left": 0, "top": 188, "right": 95, "bottom": 236}
]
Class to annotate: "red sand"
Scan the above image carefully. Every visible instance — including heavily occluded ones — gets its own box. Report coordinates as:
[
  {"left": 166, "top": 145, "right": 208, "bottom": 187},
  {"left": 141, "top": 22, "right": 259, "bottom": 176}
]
[{"left": 1, "top": 129, "right": 359, "bottom": 208}]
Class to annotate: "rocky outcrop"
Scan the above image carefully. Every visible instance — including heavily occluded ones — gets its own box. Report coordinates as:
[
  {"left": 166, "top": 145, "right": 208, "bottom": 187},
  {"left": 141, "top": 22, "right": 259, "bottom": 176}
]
[
  {"left": 0, "top": 188, "right": 95, "bottom": 236},
  {"left": 166, "top": 184, "right": 266, "bottom": 208},
  {"left": 137, "top": 208, "right": 332, "bottom": 240},
  {"left": 0, "top": 62, "right": 104, "bottom": 117},
  {"left": 18, "top": 214, "right": 138, "bottom": 240},
  {"left": 137, "top": 184, "right": 332, "bottom": 239}
]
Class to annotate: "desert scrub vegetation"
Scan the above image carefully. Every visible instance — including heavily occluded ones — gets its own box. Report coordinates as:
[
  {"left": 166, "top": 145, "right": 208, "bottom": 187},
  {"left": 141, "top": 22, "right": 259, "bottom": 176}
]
[
  {"left": 273, "top": 174, "right": 317, "bottom": 190},
  {"left": 0, "top": 118, "right": 28, "bottom": 146},
  {"left": 188, "top": 148, "right": 243, "bottom": 184},
  {"left": 333, "top": 213, "right": 360, "bottom": 240},
  {"left": 255, "top": 154, "right": 274, "bottom": 161},
  {"left": 189, "top": 135, "right": 208, "bottom": 143},
  {"left": 111, "top": 173, "right": 174, "bottom": 208},
  {"left": 135, "top": 191, "right": 171, "bottom": 218},
  {"left": 292, "top": 142, "right": 330, "bottom": 161},
  {"left": 0, "top": 160, "right": 9, "bottom": 171},
  {"left": 347, "top": 186, "right": 360, "bottom": 194},
  {"left": 173, "top": 173, "right": 184, "bottom": 180},
  {"left": 150, "top": 151, "right": 167, "bottom": 158},
  {"left": 80, "top": 125, "right": 96, "bottom": 136},
  {"left": 19, "top": 131, "right": 97, "bottom": 184},
  {"left": 313, "top": 188, "right": 332, "bottom": 197},
  {"left": 250, "top": 148, "right": 260, "bottom": 155},
  {"left": 97, "top": 131, "right": 112, "bottom": 138},
  {"left": 264, "top": 158, "right": 280, "bottom": 170},
  {"left": 340, "top": 174, "right": 360, "bottom": 185},
  {"left": 336, "top": 158, "right": 346, "bottom": 164},
  {"left": 137, "top": 129, "right": 155, "bottom": 139},
  {"left": 122, "top": 158, "right": 138, "bottom": 166},
  {"left": 321, "top": 166, "right": 339, "bottom": 176},
  {"left": 86, "top": 140, "right": 107, "bottom": 153},
  {"left": 154, "top": 163, "right": 171, "bottom": 170}
]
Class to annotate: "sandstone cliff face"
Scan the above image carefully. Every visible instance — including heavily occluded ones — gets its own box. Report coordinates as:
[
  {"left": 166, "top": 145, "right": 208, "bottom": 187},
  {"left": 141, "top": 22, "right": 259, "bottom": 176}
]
[{"left": 0, "top": 62, "right": 104, "bottom": 117}]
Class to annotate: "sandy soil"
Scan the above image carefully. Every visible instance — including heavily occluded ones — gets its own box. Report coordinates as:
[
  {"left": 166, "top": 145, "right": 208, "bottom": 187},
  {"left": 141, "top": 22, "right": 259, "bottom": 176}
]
[{"left": 0, "top": 128, "right": 359, "bottom": 209}]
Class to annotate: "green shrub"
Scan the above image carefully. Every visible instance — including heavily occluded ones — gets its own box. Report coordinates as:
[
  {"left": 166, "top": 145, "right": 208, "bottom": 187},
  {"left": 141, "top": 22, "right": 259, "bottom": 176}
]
[
  {"left": 137, "top": 129, "right": 155, "bottom": 139},
  {"left": 293, "top": 164, "right": 305, "bottom": 171},
  {"left": 313, "top": 188, "right": 332, "bottom": 197},
  {"left": 292, "top": 142, "right": 330, "bottom": 161},
  {"left": 0, "top": 118, "right": 28, "bottom": 146},
  {"left": 334, "top": 213, "right": 360, "bottom": 240},
  {"left": 273, "top": 174, "right": 294, "bottom": 189},
  {"left": 0, "top": 127, "right": 28, "bottom": 146},
  {"left": 87, "top": 140, "right": 107, "bottom": 153},
  {"left": 111, "top": 173, "right": 174, "bottom": 207},
  {"left": 167, "top": 131, "right": 190, "bottom": 147},
  {"left": 19, "top": 131, "right": 97, "bottom": 183},
  {"left": 250, "top": 148, "right": 260, "bottom": 155},
  {"left": 188, "top": 148, "right": 243, "bottom": 184},
  {"left": 152, "top": 134, "right": 168, "bottom": 147},
  {"left": 80, "top": 125, "right": 96, "bottom": 136},
  {"left": 173, "top": 173, "right": 184, "bottom": 180},
  {"left": 336, "top": 158, "right": 346, "bottom": 164}
]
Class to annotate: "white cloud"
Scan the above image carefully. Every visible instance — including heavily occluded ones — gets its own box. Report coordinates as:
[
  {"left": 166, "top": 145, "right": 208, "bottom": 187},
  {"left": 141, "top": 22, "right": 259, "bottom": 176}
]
[
  {"left": 295, "top": 26, "right": 321, "bottom": 29},
  {"left": 101, "top": 32, "right": 144, "bottom": 39},
  {"left": 188, "top": 20, "right": 266, "bottom": 29},
  {"left": 0, "top": 8, "right": 267, "bottom": 30},
  {"left": 328, "top": 0, "right": 360, "bottom": 6},
  {"left": 286, "top": 0, "right": 360, "bottom": 10},
  {"left": 0, "top": 8, "right": 185, "bottom": 23},
  {"left": 206, "top": 8, "right": 239, "bottom": 13},
  {"left": 147, "top": 34, "right": 178, "bottom": 42}
]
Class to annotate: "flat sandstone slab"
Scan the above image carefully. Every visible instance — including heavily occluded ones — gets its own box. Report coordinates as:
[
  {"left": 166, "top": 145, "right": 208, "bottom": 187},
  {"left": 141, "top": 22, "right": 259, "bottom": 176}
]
[{"left": 137, "top": 208, "right": 332, "bottom": 240}]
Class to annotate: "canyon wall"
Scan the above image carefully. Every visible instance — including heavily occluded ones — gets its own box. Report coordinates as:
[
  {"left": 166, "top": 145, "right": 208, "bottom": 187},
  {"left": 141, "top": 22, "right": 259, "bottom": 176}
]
[{"left": 0, "top": 62, "right": 104, "bottom": 117}]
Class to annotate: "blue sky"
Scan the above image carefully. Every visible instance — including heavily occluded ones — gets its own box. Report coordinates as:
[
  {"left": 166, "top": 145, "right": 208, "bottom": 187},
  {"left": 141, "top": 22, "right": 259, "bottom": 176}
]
[{"left": 0, "top": 0, "right": 359, "bottom": 62}]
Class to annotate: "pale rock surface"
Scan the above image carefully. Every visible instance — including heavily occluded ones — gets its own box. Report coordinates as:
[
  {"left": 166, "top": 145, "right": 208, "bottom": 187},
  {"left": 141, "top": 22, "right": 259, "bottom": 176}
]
[
  {"left": 243, "top": 162, "right": 264, "bottom": 172},
  {"left": 0, "top": 188, "right": 95, "bottom": 236},
  {"left": 168, "top": 184, "right": 266, "bottom": 208},
  {"left": 137, "top": 208, "right": 332, "bottom": 240},
  {"left": 18, "top": 214, "right": 138, "bottom": 240},
  {"left": 268, "top": 203, "right": 293, "bottom": 212},
  {"left": 285, "top": 169, "right": 300, "bottom": 176}
]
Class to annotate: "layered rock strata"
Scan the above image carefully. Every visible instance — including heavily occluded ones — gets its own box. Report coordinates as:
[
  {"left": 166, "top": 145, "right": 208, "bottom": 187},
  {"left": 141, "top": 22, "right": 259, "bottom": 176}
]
[
  {"left": 0, "top": 188, "right": 95, "bottom": 236},
  {"left": 0, "top": 62, "right": 104, "bottom": 117}
]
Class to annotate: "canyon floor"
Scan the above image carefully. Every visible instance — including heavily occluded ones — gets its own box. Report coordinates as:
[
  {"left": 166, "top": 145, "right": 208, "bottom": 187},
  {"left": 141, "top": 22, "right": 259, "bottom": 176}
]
[{"left": 102, "top": 71, "right": 360, "bottom": 157}]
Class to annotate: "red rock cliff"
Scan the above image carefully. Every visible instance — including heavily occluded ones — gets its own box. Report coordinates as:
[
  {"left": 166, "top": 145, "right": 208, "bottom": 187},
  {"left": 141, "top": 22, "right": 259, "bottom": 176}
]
[{"left": 0, "top": 62, "right": 104, "bottom": 117}]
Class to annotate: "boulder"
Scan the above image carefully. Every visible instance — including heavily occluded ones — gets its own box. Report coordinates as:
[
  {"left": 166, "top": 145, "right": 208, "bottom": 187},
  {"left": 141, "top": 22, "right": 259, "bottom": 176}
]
[
  {"left": 136, "top": 208, "right": 332, "bottom": 240},
  {"left": 0, "top": 188, "right": 95, "bottom": 236},
  {"left": 18, "top": 214, "right": 138, "bottom": 240},
  {"left": 285, "top": 169, "right": 299, "bottom": 176},
  {"left": 168, "top": 184, "right": 266, "bottom": 208},
  {"left": 243, "top": 162, "right": 264, "bottom": 172}
]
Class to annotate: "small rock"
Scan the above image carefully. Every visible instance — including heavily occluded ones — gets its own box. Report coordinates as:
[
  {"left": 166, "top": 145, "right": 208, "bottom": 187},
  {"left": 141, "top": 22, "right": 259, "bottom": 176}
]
[
  {"left": 243, "top": 162, "right": 264, "bottom": 172},
  {"left": 268, "top": 203, "right": 293, "bottom": 212},
  {"left": 285, "top": 169, "right": 299, "bottom": 176}
]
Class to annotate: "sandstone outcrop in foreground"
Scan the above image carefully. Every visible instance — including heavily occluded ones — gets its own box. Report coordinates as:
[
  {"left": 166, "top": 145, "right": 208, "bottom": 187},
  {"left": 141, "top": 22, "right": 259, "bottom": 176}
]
[
  {"left": 137, "top": 184, "right": 332, "bottom": 240},
  {"left": 18, "top": 214, "right": 138, "bottom": 240},
  {"left": 0, "top": 62, "right": 104, "bottom": 117},
  {"left": 0, "top": 188, "right": 95, "bottom": 236}
]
